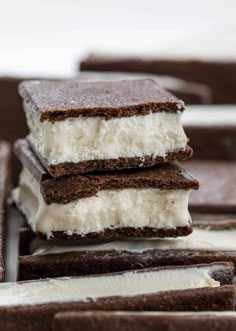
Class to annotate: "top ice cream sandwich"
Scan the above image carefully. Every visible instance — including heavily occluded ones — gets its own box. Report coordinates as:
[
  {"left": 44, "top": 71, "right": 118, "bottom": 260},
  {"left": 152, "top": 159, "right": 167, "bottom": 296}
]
[{"left": 19, "top": 79, "right": 192, "bottom": 177}]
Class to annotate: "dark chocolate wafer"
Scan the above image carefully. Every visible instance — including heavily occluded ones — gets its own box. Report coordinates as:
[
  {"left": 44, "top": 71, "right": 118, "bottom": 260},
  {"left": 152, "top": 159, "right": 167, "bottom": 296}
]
[
  {"left": 18, "top": 221, "right": 236, "bottom": 280},
  {"left": 19, "top": 79, "right": 191, "bottom": 176},
  {"left": 0, "top": 141, "right": 11, "bottom": 282},
  {"left": 52, "top": 311, "right": 236, "bottom": 331},
  {"left": 19, "top": 79, "right": 184, "bottom": 121},
  {"left": 0, "top": 264, "right": 234, "bottom": 331}
]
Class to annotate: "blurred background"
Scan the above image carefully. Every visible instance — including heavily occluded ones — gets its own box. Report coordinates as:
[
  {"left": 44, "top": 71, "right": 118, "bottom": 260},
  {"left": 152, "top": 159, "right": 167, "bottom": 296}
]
[{"left": 0, "top": 0, "right": 235, "bottom": 77}]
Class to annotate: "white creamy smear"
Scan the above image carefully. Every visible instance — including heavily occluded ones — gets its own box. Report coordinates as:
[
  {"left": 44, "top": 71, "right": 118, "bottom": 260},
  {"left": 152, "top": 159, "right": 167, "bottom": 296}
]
[
  {"left": 33, "top": 226, "right": 236, "bottom": 255},
  {"left": 0, "top": 265, "right": 222, "bottom": 306},
  {"left": 13, "top": 168, "right": 191, "bottom": 238},
  {"left": 25, "top": 102, "right": 188, "bottom": 164}
]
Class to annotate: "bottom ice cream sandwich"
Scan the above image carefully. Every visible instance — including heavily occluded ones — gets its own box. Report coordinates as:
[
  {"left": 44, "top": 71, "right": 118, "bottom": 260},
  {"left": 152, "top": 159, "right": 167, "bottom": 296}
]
[
  {"left": 0, "top": 141, "right": 11, "bottom": 282},
  {"left": 13, "top": 139, "right": 198, "bottom": 240},
  {"left": 18, "top": 221, "right": 236, "bottom": 280},
  {"left": 53, "top": 311, "right": 236, "bottom": 331},
  {"left": 0, "top": 263, "right": 234, "bottom": 331}
]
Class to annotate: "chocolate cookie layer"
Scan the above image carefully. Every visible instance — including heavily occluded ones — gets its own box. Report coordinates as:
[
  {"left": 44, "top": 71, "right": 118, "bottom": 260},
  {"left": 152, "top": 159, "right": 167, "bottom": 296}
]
[
  {"left": 19, "top": 79, "right": 184, "bottom": 121},
  {"left": 34, "top": 226, "right": 193, "bottom": 241},
  {"left": 53, "top": 311, "right": 236, "bottom": 331},
  {"left": 18, "top": 221, "right": 236, "bottom": 280},
  {"left": 0, "top": 141, "right": 11, "bottom": 282},
  {"left": 36, "top": 146, "right": 193, "bottom": 177}
]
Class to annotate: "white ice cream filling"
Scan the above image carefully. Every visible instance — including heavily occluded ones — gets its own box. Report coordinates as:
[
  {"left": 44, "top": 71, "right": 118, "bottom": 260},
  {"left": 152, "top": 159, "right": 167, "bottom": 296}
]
[
  {"left": 0, "top": 265, "right": 222, "bottom": 306},
  {"left": 33, "top": 226, "right": 236, "bottom": 255},
  {"left": 13, "top": 168, "right": 192, "bottom": 238},
  {"left": 25, "top": 102, "right": 188, "bottom": 164}
]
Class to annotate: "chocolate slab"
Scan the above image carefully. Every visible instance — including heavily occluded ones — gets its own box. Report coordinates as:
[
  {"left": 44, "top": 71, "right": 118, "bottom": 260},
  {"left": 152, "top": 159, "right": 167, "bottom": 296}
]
[
  {"left": 77, "top": 71, "right": 212, "bottom": 104},
  {"left": 18, "top": 221, "right": 236, "bottom": 281},
  {"left": 53, "top": 311, "right": 236, "bottom": 331},
  {"left": 14, "top": 139, "right": 198, "bottom": 205},
  {"left": 0, "top": 78, "right": 28, "bottom": 183},
  {"left": 80, "top": 54, "right": 236, "bottom": 104},
  {"left": 0, "top": 141, "right": 11, "bottom": 282},
  {"left": 0, "top": 78, "right": 26, "bottom": 141},
  {"left": 0, "top": 286, "right": 234, "bottom": 331},
  {"left": 186, "top": 161, "right": 236, "bottom": 213},
  {"left": 19, "top": 79, "right": 184, "bottom": 122}
]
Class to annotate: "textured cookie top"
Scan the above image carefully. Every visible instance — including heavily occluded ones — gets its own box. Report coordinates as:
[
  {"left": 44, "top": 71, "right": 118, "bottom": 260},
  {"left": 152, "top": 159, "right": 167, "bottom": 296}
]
[{"left": 18, "top": 79, "right": 184, "bottom": 122}]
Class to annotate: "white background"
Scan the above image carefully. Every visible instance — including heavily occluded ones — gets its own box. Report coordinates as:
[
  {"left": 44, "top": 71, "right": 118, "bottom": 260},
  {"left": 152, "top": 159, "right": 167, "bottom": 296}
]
[{"left": 0, "top": 0, "right": 236, "bottom": 77}]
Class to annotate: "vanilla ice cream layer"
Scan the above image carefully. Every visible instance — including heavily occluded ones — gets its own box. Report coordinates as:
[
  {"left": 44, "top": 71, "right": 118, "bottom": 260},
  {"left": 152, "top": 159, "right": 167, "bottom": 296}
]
[
  {"left": 33, "top": 226, "right": 236, "bottom": 255},
  {"left": 25, "top": 103, "right": 188, "bottom": 164},
  {"left": 14, "top": 168, "right": 191, "bottom": 238},
  {"left": 0, "top": 265, "right": 222, "bottom": 306}
]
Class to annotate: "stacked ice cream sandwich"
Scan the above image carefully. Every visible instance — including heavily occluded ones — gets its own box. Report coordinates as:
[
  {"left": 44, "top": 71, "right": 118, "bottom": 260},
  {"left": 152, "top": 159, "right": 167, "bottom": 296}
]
[
  {"left": 4, "top": 78, "right": 235, "bottom": 331},
  {"left": 14, "top": 79, "right": 198, "bottom": 240}
]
